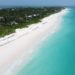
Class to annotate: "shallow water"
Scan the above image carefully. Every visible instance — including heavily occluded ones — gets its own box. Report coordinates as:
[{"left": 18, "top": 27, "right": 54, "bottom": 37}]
[{"left": 17, "top": 8, "right": 75, "bottom": 75}]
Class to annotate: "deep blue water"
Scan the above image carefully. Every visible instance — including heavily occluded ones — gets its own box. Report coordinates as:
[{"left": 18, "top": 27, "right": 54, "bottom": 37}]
[{"left": 17, "top": 8, "right": 75, "bottom": 75}]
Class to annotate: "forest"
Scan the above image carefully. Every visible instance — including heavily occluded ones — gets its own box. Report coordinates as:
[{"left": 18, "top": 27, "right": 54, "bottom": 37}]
[{"left": 0, "top": 7, "right": 64, "bottom": 37}]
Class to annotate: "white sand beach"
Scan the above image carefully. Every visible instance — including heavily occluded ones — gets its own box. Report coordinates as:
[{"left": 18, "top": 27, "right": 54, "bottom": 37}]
[{"left": 0, "top": 9, "right": 68, "bottom": 75}]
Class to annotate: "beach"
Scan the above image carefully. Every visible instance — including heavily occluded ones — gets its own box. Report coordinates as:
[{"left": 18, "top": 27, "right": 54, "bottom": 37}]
[{"left": 0, "top": 9, "right": 68, "bottom": 75}]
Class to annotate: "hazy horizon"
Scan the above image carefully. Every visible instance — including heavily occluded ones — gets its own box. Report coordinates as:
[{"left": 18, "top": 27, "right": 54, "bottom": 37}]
[
  {"left": 0, "top": 0, "right": 75, "bottom": 7},
  {"left": 0, "top": 5, "right": 75, "bottom": 9}
]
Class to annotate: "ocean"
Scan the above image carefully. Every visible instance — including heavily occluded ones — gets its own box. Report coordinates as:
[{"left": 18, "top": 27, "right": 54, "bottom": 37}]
[{"left": 17, "top": 8, "right": 75, "bottom": 75}]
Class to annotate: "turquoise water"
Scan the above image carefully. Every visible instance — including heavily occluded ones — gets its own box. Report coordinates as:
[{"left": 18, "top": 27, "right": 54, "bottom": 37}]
[{"left": 17, "top": 8, "right": 75, "bottom": 75}]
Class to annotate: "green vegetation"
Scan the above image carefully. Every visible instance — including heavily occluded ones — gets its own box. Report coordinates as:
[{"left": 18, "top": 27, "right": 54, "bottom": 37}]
[{"left": 0, "top": 7, "right": 64, "bottom": 37}]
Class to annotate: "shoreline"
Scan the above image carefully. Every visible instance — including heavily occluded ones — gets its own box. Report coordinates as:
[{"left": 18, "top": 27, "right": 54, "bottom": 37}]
[
  {"left": 0, "top": 9, "right": 68, "bottom": 75},
  {"left": 0, "top": 9, "right": 68, "bottom": 47}
]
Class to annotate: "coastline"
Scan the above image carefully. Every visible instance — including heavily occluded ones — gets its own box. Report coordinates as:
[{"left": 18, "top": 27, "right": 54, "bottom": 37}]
[{"left": 0, "top": 9, "right": 68, "bottom": 75}]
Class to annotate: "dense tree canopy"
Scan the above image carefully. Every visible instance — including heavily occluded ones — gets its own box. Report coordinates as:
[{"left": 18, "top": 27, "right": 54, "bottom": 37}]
[{"left": 0, "top": 7, "right": 64, "bottom": 37}]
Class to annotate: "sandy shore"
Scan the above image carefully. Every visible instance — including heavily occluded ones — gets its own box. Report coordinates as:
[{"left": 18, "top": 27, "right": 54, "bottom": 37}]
[{"left": 0, "top": 9, "right": 68, "bottom": 75}]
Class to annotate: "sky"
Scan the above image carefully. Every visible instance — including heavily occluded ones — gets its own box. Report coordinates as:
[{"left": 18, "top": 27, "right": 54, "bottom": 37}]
[{"left": 0, "top": 0, "right": 75, "bottom": 7}]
